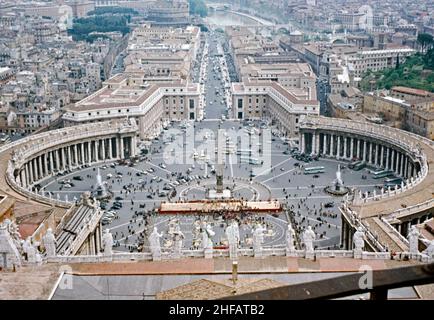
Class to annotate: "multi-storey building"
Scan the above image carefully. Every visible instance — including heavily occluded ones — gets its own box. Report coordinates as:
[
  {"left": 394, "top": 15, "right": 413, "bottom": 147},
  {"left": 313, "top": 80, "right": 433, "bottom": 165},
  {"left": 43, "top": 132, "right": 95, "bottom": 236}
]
[
  {"left": 231, "top": 78, "right": 319, "bottom": 138},
  {"left": 348, "top": 48, "right": 416, "bottom": 77},
  {"left": 62, "top": 74, "right": 202, "bottom": 140}
]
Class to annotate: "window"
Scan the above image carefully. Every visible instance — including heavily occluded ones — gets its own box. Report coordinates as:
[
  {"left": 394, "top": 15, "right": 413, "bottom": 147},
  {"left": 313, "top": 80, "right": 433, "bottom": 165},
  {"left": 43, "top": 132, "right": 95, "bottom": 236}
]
[
  {"left": 238, "top": 99, "right": 243, "bottom": 109},
  {"left": 189, "top": 99, "right": 195, "bottom": 109}
]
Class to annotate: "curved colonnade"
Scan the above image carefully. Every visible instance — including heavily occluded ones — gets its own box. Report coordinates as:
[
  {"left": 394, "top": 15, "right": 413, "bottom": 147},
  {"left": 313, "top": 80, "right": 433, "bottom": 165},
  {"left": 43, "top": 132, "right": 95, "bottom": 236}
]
[
  {"left": 3, "top": 119, "right": 138, "bottom": 208},
  {"left": 299, "top": 115, "right": 434, "bottom": 251}
]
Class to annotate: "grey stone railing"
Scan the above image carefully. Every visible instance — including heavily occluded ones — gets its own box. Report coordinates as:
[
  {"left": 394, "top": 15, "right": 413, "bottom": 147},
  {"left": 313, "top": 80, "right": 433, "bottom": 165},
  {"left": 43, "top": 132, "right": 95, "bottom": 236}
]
[{"left": 41, "top": 248, "right": 432, "bottom": 264}]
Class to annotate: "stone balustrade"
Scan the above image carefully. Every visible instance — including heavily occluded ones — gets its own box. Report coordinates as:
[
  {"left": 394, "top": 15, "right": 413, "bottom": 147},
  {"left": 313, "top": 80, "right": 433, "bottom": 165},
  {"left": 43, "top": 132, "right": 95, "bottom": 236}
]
[
  {"left": 340, "top": 205, "right": 388, "bottom": 252},
  {"left": 39, "top": 247, "right": 432, "bottom": 265},
  {"left": 380, "top": 217, "right": 410, "bottom": 246},
  {"left": 384, "top": 199, "right": 434, "bottom": 222}
]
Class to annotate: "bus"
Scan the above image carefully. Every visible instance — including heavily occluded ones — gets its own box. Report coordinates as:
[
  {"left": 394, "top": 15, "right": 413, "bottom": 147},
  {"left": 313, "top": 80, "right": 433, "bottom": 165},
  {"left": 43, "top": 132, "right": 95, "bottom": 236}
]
[
  {"left": 240, "top": 156, "right": 250, "bottom": 164},
  {"left": 372, "top": 170, "right": 394, "bottom": 179},
  {"left": 237, "top": 149, "right": 252, "bottom": 156},
  {"left": 304, "top": 166, "right": 325, "bottom": 174},
  {"left": 349, "top": 160, "right": 366, "bottom": 171},
  {"left": 384, "top": 177, "right": 403, "bottom": 187},
  {"left": 249, "top": 158, "right": 263, "bottom": 165}
]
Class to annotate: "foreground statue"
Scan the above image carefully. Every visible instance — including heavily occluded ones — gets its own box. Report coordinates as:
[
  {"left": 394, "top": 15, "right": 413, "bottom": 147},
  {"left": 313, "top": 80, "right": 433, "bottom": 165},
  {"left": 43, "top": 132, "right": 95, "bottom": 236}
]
[
  {"left": 149, "top": 227, "right": 163, "bottom": 260},
  {"left": 0, "top": 222, "right": 22, "bottom": 269},
  {"left": 422, "top": 240, "right": 434, "bottom": 260},
  {"left": 226, "top": 220, "right": 240, "bottom": 260},
  {"left": 23, "top": 237, "right": 42, "bottom": 264},
  {"left": 102, "top": 229, "right": 114, "bottom": 256},
  {"left": 302, "top": 226, "right": 315, "bottom": 256},
  {"left": 286, "top": 223, "right": 296, "bottom": 254},
  {"left": 42, "top": 228, "right": 57, "bottom": 257},
  {"left": 408, "top": 226, "right": 420, "bottom": 254},
  {"left": 202, "top": 222, "right": 215, "bottom": 250},
  {"left": 353, "top": 227, "right": 365, "bottom": 258},
  {"left": 253, "top": 223, "right": 266, "bottom": 258},
  {"left": 172, "top": 222, "right": 185, "bottom": 258}
]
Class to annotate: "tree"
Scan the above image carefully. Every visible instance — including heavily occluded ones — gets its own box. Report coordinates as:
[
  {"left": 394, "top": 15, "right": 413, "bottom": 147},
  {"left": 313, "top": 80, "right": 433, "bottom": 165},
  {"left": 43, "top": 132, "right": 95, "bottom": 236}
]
[
  {"left": 417, "top": 33, "right": 434, "bottom": 53},
  {"left": 189, "top": 0, "right": 208, "bottom": 18}
]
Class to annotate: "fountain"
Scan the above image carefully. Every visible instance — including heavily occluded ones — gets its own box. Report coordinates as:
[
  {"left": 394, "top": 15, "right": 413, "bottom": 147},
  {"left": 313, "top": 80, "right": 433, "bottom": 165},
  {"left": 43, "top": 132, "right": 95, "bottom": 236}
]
[
  {"left": 92, "top": 167, "right": 111, "bottom": 200},
  {"left": 325, "top": 164, "right": 349, "bottom": 196}
]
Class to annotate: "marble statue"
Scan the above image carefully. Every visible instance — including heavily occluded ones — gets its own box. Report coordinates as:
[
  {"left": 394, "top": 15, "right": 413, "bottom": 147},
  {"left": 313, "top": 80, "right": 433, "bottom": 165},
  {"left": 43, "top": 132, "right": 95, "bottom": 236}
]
[
  {"left": 172, "top": 229, "right": 185, "bottom": 258},
  {"left": 0, "top": 222, "right": 22, "bottom": 268},
  {"left": 226, "top": 220, "right": 240, "bottom": 260},
  {"left": 149, "top": 226, "right": 163, "bottom": 259},
  {"left": 42, "top": 228, "right": 57, "bottom": 257},
  {"left": 102, "top": 229, "right": 114, "bottom": 256},
  {"left": 81, "top": 191, "right": 97, "bottom": 208},
  {"left": 408, "top": 226, "right": 420, "bottom": 254},
  {"left": 253, "top": 223, "right": 266, "bottom": 256},
  {"left": 286, "top": 223, "right": 296, "bottom": 253},
  {"left": 201, "top": 222, "right": 215, "bottom": 250},
  {"left": 353, "top": 227, "right": 365, "bottom": 252},
  {"left": 422, "top": 240, "right": 434, "bottom": 259},
  {"left": 3, "top": 219, "right": 22, "bottom": 254},
  {"left": 22, "top": 237, "right": 41, "bottom": 264},
  {"left": 253, "top": 223, "right": 265, "bottom": 245},
  {"left": 302, "top": 226, "right": 315, "bottom": 252}
]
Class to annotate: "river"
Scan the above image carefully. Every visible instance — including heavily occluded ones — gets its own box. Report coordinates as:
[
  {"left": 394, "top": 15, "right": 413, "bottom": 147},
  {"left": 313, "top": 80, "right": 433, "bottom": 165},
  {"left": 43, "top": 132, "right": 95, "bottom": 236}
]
[{"left": 205, "top": 10, "right": 262, "bottom": 27}]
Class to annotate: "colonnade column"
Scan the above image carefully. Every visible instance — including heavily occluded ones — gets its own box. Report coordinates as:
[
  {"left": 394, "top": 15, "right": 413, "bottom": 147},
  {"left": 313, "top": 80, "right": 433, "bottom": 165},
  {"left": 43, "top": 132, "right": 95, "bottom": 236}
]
[
  {"left": 73, "top": 144, "right": 78, "bottom": 167},
  {"left": 350, "top": 137, "right": 354, "bottom": 160},
  {"left": 300, "top": 133, "right": 305, "bottom": 154},
  {"left": 363, "top": 140, "right": 367, "bottom": 162},
  {"left": 108, "top": 138, "right": 113, "bottom": 159},
  {"left": 391, "top": 149, "right": 396, "bottom": 173},
  {"left": 336, "top": 136, "right": 341, "bottom": 159},
  {"left": 67, "top": 146, "right": 71, "bottom": 169},
  {"left": 357, "top": 139, "right": 361, "bottom": 159},
  {"left": 343, "top": 137, "right": 348, "bottom": 159},
  {"left": 120, "top": 137, "right": 124, "bottom": 159},
  {"left": 380, "top": 145, "right": 384, "bottom": 168},
  {"left": 386, "top": 147, "right": 390, "bottom": 170},
  {"left": 44, "top": 155, "right": 48, "bottom": 177},
  {"left": 81, "top": 143, "right": 85, "bottom": 165},
  {"left": 102, "top": 139, "right": 106, "bottom": 161},
  {"left": 330, "top": 134, "right": 334, "bottom": 156},
  {"left": 88, "top": 141, "right": 92, "bottom": 164},
  {"left": 375, "top": 144, "right": 379, "bottom": 166},
  {"left": 400, "top": 154, "right": 404, "bottom": 177},
  {"left": 28, "top": 161, "right": 34, "bottom": 185},
  {"left": 322, "top": 134, "right": 327, "bottom": 155}
]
